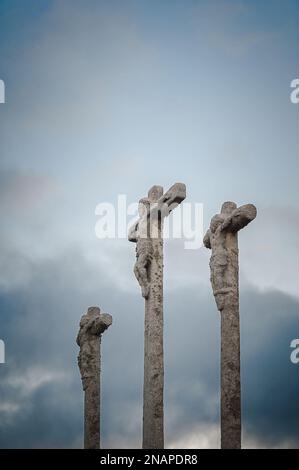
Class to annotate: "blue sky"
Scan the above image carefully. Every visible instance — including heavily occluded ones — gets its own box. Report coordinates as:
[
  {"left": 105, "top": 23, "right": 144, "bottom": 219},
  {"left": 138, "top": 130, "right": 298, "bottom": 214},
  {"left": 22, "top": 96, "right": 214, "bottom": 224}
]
[{"left": 0, "top": 0, "right": 299, "bottom": 448}]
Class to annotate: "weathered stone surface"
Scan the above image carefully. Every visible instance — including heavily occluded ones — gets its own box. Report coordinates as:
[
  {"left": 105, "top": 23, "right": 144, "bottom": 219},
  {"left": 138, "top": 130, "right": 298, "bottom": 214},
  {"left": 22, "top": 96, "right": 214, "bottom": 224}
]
[
  {"left": 204, "top": 202, "right": 257, "bottom": 449},
  {"left": 129, "top": 183, "right": 186, "bottom": 449},
  {"left": 77, "top": 306, "right": 112, "bottom": 449},
  {"left": 129, "top": 197, "right": 154, "bottom": 299}
]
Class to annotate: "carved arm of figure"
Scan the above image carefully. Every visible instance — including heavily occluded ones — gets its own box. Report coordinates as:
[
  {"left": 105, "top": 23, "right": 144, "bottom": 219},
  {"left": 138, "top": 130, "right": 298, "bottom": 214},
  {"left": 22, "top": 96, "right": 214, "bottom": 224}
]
[
  {"left": 128, "top": 221, "right": 138, "bottom": 243},
  {"left": 76, "top": 315, "right": 89, "bottom": 347},
  {"left": 203, "top": 229, "right": 211, "bottom": 249},
  {"left": 90, "top": 314, "right": 112, "bottom": 335}
]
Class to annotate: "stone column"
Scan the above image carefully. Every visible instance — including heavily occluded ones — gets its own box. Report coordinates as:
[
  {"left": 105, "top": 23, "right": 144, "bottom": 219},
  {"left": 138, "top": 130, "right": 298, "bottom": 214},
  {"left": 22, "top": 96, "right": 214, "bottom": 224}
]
[
  {"left": 143, "top": 185, "right": 164, "bottom": 449},
  {"left": 220, "top": 227, "right": 241, "bottom": 449},
  {"left": 203, "top": 202, "right": 257, "bottom": 449},
  {"left": 128, "top": 183, "right": 186, "bottom": 449},
  {"left": 76, "top": 306, "right": 112, "bottom": 449}
]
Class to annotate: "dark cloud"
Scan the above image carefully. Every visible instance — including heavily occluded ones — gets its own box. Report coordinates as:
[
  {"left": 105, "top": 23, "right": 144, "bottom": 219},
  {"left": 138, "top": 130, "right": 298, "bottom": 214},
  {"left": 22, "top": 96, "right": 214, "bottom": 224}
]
[
  {"left": 0, "top": 248, "right": 298, "bottom": 448},
  {"left": 241, "top": 289, "right": 299, "bottom": 444},
  {"left": 0, "top": 248, "right": 144, "bottom": 448}
]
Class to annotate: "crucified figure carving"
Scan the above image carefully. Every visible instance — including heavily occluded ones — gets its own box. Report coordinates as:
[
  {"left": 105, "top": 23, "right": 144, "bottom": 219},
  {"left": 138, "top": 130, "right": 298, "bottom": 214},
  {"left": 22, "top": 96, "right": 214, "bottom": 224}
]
[{"left": 129, "top": 198, "right": 153, "bottom": 299}]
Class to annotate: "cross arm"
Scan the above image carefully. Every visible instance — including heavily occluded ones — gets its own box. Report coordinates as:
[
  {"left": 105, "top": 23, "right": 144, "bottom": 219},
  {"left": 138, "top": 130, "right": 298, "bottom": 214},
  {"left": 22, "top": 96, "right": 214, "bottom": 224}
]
[
  {"left": 91, "top": 313, "right": 113, "bottom": 335},
  {"left": 221, "top": 204, "right": 257, "bottom": 233},
  {"left": 148, "top": 182, "right": 186, "bottom": 222},
  {"left": 157, "top": 183, "right": 186, "bottom": 215}
]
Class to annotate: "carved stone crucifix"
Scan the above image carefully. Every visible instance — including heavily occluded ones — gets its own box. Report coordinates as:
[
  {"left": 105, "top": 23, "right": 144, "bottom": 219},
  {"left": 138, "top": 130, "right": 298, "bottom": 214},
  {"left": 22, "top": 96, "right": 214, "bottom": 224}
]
[
  {"left": 76, "top": 306, "right": 112, "bottom": 449},
  {"left": 203, "top": 201, "right": 257, "bottom": 449},
  {"left": 128, "top": 183, "right": 186, "bottom": 449}
]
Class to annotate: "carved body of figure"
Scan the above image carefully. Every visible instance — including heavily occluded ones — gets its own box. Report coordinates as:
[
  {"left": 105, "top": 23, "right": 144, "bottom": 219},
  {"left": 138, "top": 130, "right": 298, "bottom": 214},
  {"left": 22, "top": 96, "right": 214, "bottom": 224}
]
[
  {"left": 128, "top": 198, "right": 153, "bottom": 299},
  {"left": 77, "top": 307, "right": 109, "bottom": 390},
  {"left": 204, "top": 202, "right": 256, "bottom": 312},
  {"left": 134, "top": 238, "right": 153, "bottom": 299},
  {"left": 204, "top": 213, "right": 229, "bottom": 311}
]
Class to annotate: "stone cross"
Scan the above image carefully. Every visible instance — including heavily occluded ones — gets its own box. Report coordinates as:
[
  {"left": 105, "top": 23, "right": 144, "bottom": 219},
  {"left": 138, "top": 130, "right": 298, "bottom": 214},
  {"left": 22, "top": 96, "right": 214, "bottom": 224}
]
[
  {"left": 76, "top": 306, "right": 112, "bottom": 449},
  {"left": 128, "top": 183, "right": 186, "bottom": 449},
  {"left": 203, "top": 202, "right": 257, "bottom": 449}
]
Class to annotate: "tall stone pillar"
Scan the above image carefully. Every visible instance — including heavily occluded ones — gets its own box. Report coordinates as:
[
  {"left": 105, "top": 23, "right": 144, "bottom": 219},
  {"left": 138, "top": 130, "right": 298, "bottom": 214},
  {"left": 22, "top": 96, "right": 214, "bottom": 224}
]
[
  {"left": 128, "top": 183, "right": 186, "bottom": 449},
  {"left": 143, "top": 185, "right": 164, "bottom": 449},
  {"left": 204, "top": 202, "right": 257, "bottom": 449}
]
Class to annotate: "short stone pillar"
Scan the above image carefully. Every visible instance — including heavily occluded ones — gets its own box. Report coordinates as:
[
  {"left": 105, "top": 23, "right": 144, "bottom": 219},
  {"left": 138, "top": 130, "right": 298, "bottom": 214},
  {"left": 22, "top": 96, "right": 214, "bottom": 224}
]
[{"left": 76, "top": 306, "right": 112, "bottom": 449}]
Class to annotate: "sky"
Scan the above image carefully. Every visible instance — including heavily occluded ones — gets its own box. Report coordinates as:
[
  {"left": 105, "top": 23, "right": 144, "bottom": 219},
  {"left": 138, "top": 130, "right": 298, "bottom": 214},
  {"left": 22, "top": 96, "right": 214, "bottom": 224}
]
[{"left": 0, "top": 0, "right": 299, "bottom": 448}]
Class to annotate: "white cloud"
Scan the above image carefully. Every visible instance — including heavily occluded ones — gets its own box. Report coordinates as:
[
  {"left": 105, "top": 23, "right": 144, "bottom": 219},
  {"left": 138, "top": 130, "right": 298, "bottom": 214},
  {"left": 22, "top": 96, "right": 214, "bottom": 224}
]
[
  {"left": 6, "top": 367, "right": 68, "bottom": 396},
  {"left": 167, "top": 423, "right": 219, "bottom": 449},
  {"left": 243, "top": 431, "right": 299, "bottom": 449},
  {"left": 0, "top": 367, "right": 70, "bottom": 428}
]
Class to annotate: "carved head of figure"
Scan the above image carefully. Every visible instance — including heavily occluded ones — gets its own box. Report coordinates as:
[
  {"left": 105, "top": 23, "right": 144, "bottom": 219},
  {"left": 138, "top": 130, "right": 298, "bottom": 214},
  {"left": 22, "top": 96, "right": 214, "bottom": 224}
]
[
  {"left": 87, "top": 306, "right": 101, "bottom": 316},
  {"left": 221, "top": 201, "right": 237, "bottom": 216}
]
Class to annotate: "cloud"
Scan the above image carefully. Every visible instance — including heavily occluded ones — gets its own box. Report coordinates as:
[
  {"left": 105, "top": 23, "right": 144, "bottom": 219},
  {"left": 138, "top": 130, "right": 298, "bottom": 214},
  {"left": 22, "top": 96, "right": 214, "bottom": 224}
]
[
  {"left": 240, "top": 204, "right": 299, "bottom": 298},
  {"left": 0, "top": 170, "right": 60, "bottom": 213},
  {"left": 191, "top": 0, "right": 279, "bottom": 57},
  {"left": 0, "top": 246, "right": 298, "bottom": 448},
  {"left": 168, "top": 423, "right": 220, "bottom": 449}
]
